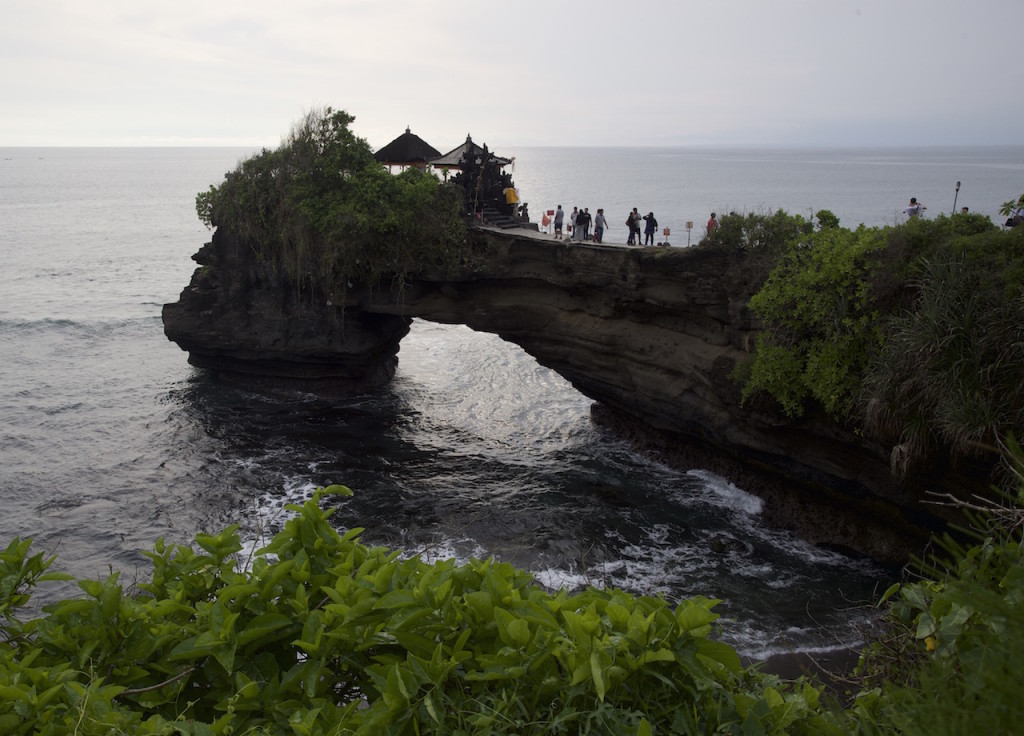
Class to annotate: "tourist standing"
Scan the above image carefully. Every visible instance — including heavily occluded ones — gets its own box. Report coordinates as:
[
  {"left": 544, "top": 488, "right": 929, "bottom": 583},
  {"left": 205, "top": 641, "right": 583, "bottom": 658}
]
[
  {"left": 504, "top": 186, "right": 519, "bottom": 219},
  {"left": 626, "top": 210, "right": 636, "bottom": 245},
  {"left": 582, "top": 208, "right": 592, "bottom": 240},
  {"left": 554, "top": 205, "right": 564, "bottom": 238},
  {"left": 594, "top": 209, "right": 608, "bottom": 243},
  {"left": 643, "top": 212, "right": 658, "bottom": 246},
  {"left": 706, "top": 212, "right": 719, "bottom": 235},
  {"left": 629, "top": 207, "right": 642, "bottom": 245},
  {"left": 904, "top": 197, "right": 926, "bottom": 218}
]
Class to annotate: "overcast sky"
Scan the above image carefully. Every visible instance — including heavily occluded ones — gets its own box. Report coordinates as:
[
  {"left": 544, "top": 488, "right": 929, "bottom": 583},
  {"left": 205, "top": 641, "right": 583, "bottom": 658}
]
[{"left": 2, "top": 0, "right": 1021, "bottom": 151}]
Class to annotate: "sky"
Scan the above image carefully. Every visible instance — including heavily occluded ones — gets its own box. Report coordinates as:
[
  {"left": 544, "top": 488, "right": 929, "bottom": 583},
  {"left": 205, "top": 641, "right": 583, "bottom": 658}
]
[{"left": 2, "top": 0, "right": 1022, "bottom": 151}]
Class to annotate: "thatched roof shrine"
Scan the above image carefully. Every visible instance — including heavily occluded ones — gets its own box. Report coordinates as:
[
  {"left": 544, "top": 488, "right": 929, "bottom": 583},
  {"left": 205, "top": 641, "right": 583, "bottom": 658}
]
[{"left": 374, "top": 127, "right": 442, "bottom": 170}]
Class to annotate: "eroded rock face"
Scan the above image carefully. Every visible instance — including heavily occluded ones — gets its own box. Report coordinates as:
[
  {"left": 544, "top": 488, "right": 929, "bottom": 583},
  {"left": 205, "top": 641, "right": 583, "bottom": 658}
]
[
  {"left": 162, "top": 231, "right": 411, "bottom": 394},
  {"left": 163, "top": 226, "right": 947, "bottom": 560}
]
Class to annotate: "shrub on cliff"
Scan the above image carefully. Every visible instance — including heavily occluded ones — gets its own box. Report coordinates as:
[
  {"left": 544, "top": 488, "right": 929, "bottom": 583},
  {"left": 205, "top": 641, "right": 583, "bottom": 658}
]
[
  {"left": 741, "top": 225, "right": 887, "bottom": 419},
  {"left": 737, "top": 211, "right": 1024, "bottom": 481},
  {"left": 861, "top": 223, "right": 1024, "bottom": 476},
  {"left": 195, "top": 107, "right": 466, "bottom": 297}
]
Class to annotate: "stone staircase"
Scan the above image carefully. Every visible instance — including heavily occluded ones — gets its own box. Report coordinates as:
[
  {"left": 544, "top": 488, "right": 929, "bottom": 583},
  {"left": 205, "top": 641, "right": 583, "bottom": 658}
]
[{"left": 481, "top": 206, "right": 519, "bottom": 229}]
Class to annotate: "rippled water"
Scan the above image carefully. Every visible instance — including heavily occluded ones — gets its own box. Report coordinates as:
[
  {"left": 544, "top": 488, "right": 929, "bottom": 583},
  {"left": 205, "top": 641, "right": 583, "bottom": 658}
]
[{"left": 11, "top": 145, "right": 1015, "bottom": 657}]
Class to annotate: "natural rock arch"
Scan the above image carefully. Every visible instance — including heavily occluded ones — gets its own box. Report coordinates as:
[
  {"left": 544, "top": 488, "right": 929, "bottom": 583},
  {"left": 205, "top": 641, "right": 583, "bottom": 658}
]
[{"left": 163, "top": 225, "right": 950, "bottom": 560}]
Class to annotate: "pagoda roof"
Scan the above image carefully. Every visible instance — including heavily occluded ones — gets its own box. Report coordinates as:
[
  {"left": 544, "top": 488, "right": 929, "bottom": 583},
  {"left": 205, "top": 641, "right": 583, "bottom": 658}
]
[
  {"left": 374, "top": 127, "right": 442, "bottom": 167},
  {"left": 430, "top": 134, "right": 513, "bottom": 169}
]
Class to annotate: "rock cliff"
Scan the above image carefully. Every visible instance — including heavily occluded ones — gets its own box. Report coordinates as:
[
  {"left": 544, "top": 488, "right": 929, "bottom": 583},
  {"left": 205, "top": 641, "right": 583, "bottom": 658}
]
[{"left": 163, "top": 225, "right": 949, "bottom": 560}]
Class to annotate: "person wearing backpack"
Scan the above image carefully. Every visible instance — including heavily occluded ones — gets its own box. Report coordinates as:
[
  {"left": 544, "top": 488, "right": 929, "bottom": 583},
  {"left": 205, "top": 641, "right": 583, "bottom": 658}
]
[{"left": 627, "top": 208, "right": 641, "bottom": 245}]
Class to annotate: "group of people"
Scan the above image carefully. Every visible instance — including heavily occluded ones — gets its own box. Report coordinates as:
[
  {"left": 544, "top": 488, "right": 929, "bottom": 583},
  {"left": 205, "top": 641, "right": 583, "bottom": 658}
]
[
  {"left": 625, "top": 208, "right": 660, "bottom": 246},
  {"left": 550, "top": 205, "right": 666, "bottom": 246},
  {"left": 544, "top": 195, "right": 1018, "bottom": 241},
  {"left": 551, "top": 206, "right": 611, "bottom": 243}
]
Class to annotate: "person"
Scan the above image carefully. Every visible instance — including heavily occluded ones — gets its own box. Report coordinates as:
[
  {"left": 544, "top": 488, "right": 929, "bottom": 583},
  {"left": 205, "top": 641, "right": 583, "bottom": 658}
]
[
  {"left": 594, "top": 209, "right": 608, "bottom": 243},
  {"left": 961, "top": 207, "right": 969, "bottom": 214},
  {"left": 629, "top": 207, "right": 641, "bottom": 245},
  {"left": 553, "top": 205, "right": 564, "bottom": 239},
  {"left": 573, "top": 207, "right": 584, "bottom": 241},
  {"left": 643, "top": 212, "right": 658, "bottom": 246},
  {"left": 904, "top": 197, "right": 926, "bottom": 218},
  {"left": 626, "top": 209, "right": 637, "bottom": 245},
  {"left": 568, "top": 207, "right": 578, "bottom": 239},
  {"left": 504, "top": 185, "right": 519, "bottom": 219},
  {"left": 706, "top": 212, "right": 719, "bottom": 234},
  {"left": 582, "top": 208, "right": 592, "bottom": 240}
]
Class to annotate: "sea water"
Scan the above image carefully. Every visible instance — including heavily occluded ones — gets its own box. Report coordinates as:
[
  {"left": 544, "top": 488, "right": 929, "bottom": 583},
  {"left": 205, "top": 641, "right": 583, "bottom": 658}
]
[
  {"left": 2, "top": 145, "right": 1021, "bottom": 657},
  {"left": 503, "top": 144, "right": 1024, "bottom": 242}
]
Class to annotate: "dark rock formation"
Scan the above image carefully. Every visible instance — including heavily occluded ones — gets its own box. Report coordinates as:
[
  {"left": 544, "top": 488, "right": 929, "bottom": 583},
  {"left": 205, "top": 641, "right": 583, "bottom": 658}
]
[
  {"left": 163, "top": 226, "right": 951, "bottom": 560},
  {"left": 163, "top": 233, "right": 412, "bottom": 394}
]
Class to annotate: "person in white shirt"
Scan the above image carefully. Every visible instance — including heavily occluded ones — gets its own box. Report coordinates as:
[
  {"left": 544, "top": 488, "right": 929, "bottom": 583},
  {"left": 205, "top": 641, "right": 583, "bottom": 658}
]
[{"left": 904, "top": 197, "right": 926, "bottom": 218}]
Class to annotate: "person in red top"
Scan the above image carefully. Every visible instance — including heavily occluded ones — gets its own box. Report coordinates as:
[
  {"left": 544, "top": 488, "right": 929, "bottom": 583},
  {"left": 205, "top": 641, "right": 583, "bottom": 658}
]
[{"left": 706, "top": 212, "right": 719, "bottom": 234}]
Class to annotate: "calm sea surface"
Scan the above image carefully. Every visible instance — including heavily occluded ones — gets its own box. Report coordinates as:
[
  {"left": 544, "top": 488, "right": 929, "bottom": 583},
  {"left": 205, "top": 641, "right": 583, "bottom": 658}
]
[{"left": 2, "top": 145, "right": 1022, "bottom": 657}]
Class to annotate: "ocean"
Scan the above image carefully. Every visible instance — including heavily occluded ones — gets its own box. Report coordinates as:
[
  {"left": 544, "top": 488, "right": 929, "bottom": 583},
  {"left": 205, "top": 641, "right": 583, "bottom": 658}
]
[
  {"left": 502, "top": 144, "right": 1024, "bottom": 243},
  {"left": 2, "top": 144, "right": 1022, "bottom": 659}
]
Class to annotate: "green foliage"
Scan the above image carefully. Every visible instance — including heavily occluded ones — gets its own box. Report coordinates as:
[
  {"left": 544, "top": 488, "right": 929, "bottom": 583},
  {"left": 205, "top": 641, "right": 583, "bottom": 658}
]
[
  {"left": 7, "top": 461, "right": 1024, "bottom": 735},
  {"left": 735, "top": 209, "right": 1023, "bottom": 478},
  {"left": 815, "top": 210, "right": 840, "bottom": 230},
  {"left": 699, "top": 209, "right": 817, "bottom": 300},
  {"left": 742, "top": 226, "right": 887, "bottom": 418},
  {"left": 861, "top": 225, "right": 1024, "bottom": 473},
  {"left": 1, "top": 487, "right": 835, "bottom": 735},
  {"left": 998, "top": 193, "right": 1024, "bottom": 217},
  {"left": 196, "top": 107, "right": 467, "bottom": 297},
  {"left": 845, "top": 444, "right": 1024, "bottom": 735},
  {"left": 701, "top": 209, "right": 813, "bottom": 256}
]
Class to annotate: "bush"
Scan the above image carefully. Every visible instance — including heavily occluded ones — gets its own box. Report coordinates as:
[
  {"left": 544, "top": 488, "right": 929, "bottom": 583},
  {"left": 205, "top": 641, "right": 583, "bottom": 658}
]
[
  {"left": 742, "top": 226, "right": 886, "bottom": 418},
  {"left": 846, "top": 442, "right": 1024, "bottom": 735},
  {"left": 735, "top": 210, "right": 1024, "bottom": 477},
  {"left": 196, "top": 107, "right": 467, "bottom": 298},
  {"left": 861, "top": 226, "right": 1024, "bottom": 475},
  {"left": 1, "top": 488, "right": 833, "bottom": 735}
]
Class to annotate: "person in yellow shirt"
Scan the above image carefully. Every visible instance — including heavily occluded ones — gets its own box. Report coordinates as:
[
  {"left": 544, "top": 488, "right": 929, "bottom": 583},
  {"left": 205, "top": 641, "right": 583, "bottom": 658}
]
[{"left": 504, "top": 186, "right": 519, "bottom": 219}]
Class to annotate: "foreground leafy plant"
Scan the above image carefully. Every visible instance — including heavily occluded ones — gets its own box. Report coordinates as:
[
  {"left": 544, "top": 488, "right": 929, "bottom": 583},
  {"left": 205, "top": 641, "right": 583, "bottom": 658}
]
[
  {"left": 846, "top": 440, "right": 1024, "bottom": 735},
  {"left": 1, "top": 487, "right": 831, "bottom": 735}
]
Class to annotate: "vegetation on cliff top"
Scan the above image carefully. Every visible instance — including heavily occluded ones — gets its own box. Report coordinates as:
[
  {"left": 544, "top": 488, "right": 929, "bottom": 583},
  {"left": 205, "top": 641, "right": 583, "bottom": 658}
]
[
  {"left": 707, "top": 209, "right": 1024, "bottom": 484},
  {"left": 195, "top": 107, "right": 467, "bottom": 299}
]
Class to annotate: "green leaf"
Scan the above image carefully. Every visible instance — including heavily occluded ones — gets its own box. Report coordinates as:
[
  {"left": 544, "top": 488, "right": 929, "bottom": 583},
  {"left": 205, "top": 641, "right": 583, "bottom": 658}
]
[
  {"left": 695, "top": 638, "right": 742, "bottom": 673},
  {"left": 236, "top": 612, "right": 294, "bottom": 646},
  {"left": 676, "top": 601, "right": 719, "bottom": 635},
  {"left": 590, "top": 649, "right": 606, "bottom": 701}
]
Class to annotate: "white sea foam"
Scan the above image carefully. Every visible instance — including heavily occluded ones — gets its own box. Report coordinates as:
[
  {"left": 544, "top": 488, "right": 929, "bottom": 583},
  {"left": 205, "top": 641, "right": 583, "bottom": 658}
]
[{"left": 686, "top": 469, "right": 764, "bottom": 515}]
